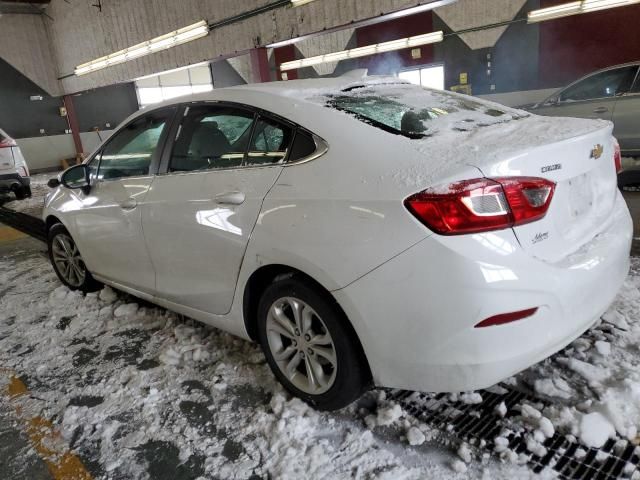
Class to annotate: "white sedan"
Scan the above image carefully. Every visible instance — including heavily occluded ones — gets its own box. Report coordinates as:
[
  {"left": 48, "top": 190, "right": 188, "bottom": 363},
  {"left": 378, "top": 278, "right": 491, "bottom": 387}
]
[{"left": 44, "top": 76, "right": 632, "bottom": 410}]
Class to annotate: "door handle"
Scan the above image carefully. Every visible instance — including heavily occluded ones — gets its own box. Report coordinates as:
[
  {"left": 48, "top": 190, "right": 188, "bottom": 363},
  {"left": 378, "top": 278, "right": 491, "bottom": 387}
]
[
  {"left": 215, "top": 191, "right": 245, "bottom": 205},
  {"left": 593, "top": 106, "right": 609, "bottom": 114},
  {"left": 119, "top": 197, "right": 138, "bottom": 210}
]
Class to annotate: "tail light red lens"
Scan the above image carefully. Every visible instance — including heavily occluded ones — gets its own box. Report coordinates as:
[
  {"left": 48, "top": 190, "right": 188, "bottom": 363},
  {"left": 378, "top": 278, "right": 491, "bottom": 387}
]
[
  {"left": 17, "top": 166, "right": 29, "bottom": 177},
  {"left": 404, "top": 177, "right": 555, "bottom": 235},
  {"left": 0, "top": 138, "right": 17, "bottom": 149},
  {"left": 614, "top": 138, "right": 622, "bottom": 174}
]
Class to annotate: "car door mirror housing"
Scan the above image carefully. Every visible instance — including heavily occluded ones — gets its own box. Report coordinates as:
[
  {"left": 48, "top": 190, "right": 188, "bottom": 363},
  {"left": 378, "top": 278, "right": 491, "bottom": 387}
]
[{"left": 61, "top": 164, "right": 91, "bottom": 194}]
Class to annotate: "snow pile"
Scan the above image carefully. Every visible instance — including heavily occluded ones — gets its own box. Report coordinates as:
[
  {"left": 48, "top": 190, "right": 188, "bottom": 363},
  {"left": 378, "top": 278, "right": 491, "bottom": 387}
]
[
  {"left": 2, "top": 246, "right": 505, "bottom": 479},
  {"left": 516, "top": 258, "right": 640, "bottom": 449},
  {"left": 579, "top": 412, "right": 615, "bottom": 448},
  {"left": 2, "top": 171, "right": 56, "bottom": 216}
]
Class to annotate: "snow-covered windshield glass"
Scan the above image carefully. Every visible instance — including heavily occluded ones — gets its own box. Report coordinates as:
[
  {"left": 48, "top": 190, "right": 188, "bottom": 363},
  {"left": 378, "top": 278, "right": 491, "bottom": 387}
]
[{"left": 325, "top": 83, "right": 529, "bottom": 139}]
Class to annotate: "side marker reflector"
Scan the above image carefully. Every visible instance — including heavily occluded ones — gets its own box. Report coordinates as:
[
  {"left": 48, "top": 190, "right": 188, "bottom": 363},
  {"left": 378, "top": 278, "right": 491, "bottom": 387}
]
[{"left": 475, "top": 307, "right": 539, "bottom": 328}]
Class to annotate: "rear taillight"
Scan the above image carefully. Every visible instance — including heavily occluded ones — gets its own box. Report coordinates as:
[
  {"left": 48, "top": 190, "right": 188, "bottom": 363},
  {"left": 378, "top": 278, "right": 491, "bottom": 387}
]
[
  {"left": 0, "top": 138, "right": 17, "bottom": 149},
  {"left": 17, "top": 166, "right": 29, "bottom": 177},
  {"left": 614, "top": 138, "right": 622, "bottom": 174},
  {"left": 404, "top": 177, "right": 555, "bottom": 235}
]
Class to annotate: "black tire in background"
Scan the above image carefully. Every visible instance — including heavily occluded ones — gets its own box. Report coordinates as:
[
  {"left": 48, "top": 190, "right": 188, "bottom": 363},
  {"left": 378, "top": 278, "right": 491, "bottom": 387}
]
[
  {"left": 257, "top": 275, "right": 371, "bottom": 411},
  {"left": 13, "top": 186, "right": 29, "bottom": 200},
  {"left": 47, "top": 223, "right": 102, "bottom": 293}
]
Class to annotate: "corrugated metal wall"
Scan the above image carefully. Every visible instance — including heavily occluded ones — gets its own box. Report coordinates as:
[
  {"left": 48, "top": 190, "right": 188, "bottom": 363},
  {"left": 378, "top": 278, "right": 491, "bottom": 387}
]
[
  {"left": 0, "top": 14, "right": 62, "bottom": 96},
  {"left": 43, "top": 0, "right": 446, "bottom": 94}
]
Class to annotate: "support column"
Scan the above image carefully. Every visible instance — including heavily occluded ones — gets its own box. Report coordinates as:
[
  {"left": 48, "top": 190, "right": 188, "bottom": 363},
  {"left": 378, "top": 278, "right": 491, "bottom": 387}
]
[
  {"left": 249, "top": 47, "right": 271, "bottom": 83},
  {"left": 63, "top": 95, "right": 83, "bottom": 156}
]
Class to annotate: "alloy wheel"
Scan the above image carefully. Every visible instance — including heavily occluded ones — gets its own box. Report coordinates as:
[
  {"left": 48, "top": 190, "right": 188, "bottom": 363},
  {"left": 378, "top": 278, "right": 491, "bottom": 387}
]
[
  {"left": 51, "top": 234, "right": 86, "bottom": 287},
  {"left": 266, "top": 297, "right": 338, "bottom": 395}
]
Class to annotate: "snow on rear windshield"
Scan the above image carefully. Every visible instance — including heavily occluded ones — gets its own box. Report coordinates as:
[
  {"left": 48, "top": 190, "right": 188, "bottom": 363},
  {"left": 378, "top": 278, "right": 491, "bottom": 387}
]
[{"left": 324, "top": 83, "right": 529, "bottom": 139}]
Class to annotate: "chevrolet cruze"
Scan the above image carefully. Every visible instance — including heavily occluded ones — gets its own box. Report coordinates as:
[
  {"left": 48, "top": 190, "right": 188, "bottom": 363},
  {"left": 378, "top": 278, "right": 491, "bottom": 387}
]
[{"left": 44, "top": 76, "right": 632, "bottom": 410}]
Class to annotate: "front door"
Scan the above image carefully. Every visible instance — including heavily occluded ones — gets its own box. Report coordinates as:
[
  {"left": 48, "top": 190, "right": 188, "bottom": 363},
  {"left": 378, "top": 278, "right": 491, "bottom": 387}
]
[
  {"left": 70, "top": 107, "right": 176, "bottom": 294},
  {"left": 142, "top": 104, "right": 293, "bottom": 315},
  {"left": 536, "top": 66, "right": 638, "bottom": 122},
  {"left": 612, "top": 69, "right": 640, "bottom": 155}
]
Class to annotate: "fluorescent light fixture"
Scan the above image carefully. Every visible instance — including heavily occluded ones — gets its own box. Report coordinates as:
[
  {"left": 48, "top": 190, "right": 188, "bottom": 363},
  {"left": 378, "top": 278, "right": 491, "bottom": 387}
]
[
  {"left": 291, "top": 0, "right": 318, "bottom": 6},
  {"left": 280, "top": 31, "right": 444, "bottom": 72},
  {"left": 74, "top": 20, "right": 209, "bottom": 76},
  {"left": 528, "top": 0, "right": 639, "bottom": 22}
]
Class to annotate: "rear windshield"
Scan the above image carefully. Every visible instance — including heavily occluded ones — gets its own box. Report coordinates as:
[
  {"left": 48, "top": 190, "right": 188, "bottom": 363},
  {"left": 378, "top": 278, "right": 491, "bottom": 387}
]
[{"left": 325, "top": 83, "right": 528, "bottom": 139}]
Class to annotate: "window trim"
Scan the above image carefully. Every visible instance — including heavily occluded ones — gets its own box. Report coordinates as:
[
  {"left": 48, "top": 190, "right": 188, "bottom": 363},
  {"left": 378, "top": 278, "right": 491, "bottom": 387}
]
[
  {"left": 89, "top": 105, "right": 179, "bottom": 184},
  {"left": 156, "top": 100, "right": 328, "bottom": 176},
  {"left": 557, "top": 65, "right": 639, "bottom": 104}
]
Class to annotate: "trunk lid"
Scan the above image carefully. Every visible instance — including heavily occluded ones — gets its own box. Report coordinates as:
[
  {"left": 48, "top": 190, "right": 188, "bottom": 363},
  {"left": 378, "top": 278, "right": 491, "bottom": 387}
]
[{"left": 474, "top": 117, "right": 617, "bottom": 263}]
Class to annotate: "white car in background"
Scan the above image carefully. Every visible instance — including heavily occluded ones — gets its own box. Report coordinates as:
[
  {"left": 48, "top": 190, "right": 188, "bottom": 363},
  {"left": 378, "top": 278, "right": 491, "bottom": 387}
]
[
  {"left": 43, "top": 77, "right": 632, "bottom": 410},
  {"left": 0, "top": 128, "right": 31, "bottom": 200}
]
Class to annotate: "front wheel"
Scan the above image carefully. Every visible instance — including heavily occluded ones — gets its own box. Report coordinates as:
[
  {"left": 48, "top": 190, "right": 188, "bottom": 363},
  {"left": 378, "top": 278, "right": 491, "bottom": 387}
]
[
  {"left": 257, "top": 276, "right": 371, "bottom": 411},
  {"left": 48, "top": 223, "right": 101, "bottom": 292}
]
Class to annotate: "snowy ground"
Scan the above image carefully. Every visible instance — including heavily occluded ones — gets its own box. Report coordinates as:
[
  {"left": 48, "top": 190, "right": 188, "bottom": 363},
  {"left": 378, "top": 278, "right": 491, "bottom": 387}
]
[
  {"left": 0, "top": 240, "right": 543, "bottom": 479},
  {"left": 1, "top": 172, "right": 57, "bottom": 217}
]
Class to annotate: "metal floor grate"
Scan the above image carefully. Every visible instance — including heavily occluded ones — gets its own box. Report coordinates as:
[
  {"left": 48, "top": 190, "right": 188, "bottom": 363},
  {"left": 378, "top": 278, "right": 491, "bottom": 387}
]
[
  {"left": 0, "top": 207, "right": 47, "bottom": 242},
  {"left": 389, "top": 388, "right": 640, "bottom": 480}
]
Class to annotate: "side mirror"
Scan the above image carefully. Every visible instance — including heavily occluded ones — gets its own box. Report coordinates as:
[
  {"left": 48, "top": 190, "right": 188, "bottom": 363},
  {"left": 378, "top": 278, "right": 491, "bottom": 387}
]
[{"left": 61, "top": 164, "right": 91, "bottom": 194}]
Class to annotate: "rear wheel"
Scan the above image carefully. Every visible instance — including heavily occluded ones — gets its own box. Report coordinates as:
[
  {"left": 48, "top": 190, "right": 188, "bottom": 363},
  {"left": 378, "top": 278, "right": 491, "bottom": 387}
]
[
  {"left": 257, "top": 276, "right": 370, "bottom": 411},
  {"left": 48, "top": 223, "right": 101, "bottom": 292}
]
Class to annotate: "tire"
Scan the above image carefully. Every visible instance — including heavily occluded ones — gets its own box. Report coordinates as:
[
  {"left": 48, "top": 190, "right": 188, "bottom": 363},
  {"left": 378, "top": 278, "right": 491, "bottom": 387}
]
[
  {"left": 257, "top": 276, "right": 371, "bottom": 411},
  {"left": 48, "top": 223, "right": 102, "bottom": 293},
  {"left": 14, "top": 186, "right": 29, "bottom": 200}
]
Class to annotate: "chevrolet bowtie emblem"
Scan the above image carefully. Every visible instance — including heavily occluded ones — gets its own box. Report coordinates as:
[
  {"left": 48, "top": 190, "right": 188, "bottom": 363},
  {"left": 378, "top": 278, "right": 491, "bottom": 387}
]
[{"left": 590, "top": 144, "right": 604, "bottom": 160}]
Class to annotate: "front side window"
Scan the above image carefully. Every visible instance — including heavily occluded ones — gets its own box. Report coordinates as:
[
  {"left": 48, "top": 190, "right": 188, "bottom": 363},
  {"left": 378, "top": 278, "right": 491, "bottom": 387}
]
[
  {"left": 560, "top": 66, "right": 638, "bottom": 102},
  {"left": 246, "top": 116, "right": 294, "bottom": 166},
  {"left": 87, "top": 153, "right": 101, "bottom": 182},
  {"left": 170, "top": 106, "right": 255, "bottom": 172},
  {"left": 630, "top": 70, "right": 640, "bottom": 93},
  {"left": 98, "top": 108, "right": 174, "bottom": 180}
]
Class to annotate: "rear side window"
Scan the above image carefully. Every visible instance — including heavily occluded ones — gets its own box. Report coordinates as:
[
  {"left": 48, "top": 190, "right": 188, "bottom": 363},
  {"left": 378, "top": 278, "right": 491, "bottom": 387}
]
[
  {"left": 288, "top": 130, "right": 317, "bottom": 162},
  {"left": 170, "top": 106, "right": 255, "bottom": 172},
  {"left": 560, "top": 66, "right": 638, "bottom": 101},
  {"left": 246, "top": 116, "right": 294, "bottom": 166}
]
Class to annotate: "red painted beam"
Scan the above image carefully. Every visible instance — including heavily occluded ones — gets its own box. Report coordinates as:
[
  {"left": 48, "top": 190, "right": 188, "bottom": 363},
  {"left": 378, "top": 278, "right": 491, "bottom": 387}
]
[{"left": 250, "top": 47, "right": 271, "bottom": 83}]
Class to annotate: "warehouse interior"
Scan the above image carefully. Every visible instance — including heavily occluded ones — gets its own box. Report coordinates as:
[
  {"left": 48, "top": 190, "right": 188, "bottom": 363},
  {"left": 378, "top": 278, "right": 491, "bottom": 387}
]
[{"left": 1, "top": 0, "right": 640, "bottom": 479}]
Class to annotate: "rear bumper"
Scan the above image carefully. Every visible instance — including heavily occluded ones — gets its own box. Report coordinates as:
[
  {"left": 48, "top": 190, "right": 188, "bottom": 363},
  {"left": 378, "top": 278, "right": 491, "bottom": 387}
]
[
  {"left": 335, "top": 192, "right": 632, "bottom": 392},
  {"left": 0, "top": 173, "right": 30, "bottom": 191}
]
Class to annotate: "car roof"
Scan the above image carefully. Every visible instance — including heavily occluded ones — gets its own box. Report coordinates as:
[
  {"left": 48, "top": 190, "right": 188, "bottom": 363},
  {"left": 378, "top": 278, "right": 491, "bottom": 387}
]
[{"left": 144, "top": 74, "right": 407, "bottom": 111}]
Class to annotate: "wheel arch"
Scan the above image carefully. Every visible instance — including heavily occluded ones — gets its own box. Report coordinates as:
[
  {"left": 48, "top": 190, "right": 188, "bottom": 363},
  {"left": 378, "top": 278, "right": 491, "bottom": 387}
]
[
  {"left": 45, "top": 214, "right": 64, "bottom": 233},
  {"left": 242, "top": 264, "right": 372, "bottom": 380}
]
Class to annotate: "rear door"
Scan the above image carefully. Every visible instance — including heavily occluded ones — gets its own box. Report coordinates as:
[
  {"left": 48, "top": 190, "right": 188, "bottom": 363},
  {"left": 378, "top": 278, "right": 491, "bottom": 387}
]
[
  {"left": 142, "top": 103, "right": 293, "bottom": 315},
  {"left": 611, "top": 67, "right": 640, "bottom": 155},
  {"left": 537, "top": 66, "right": 637, "bottom": 122}
]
